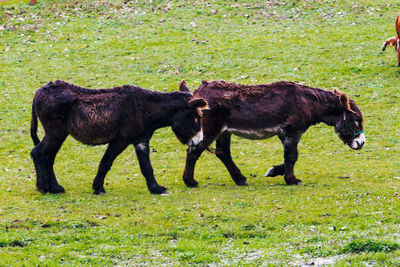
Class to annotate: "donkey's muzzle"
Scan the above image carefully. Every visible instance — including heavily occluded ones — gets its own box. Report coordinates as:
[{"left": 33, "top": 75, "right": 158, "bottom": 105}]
[
  {"left": 350, "top": 133, "right": 365, "bottom": 150},
  {"left": 187, "top": 130, "right": 203, "bottom": 147}
]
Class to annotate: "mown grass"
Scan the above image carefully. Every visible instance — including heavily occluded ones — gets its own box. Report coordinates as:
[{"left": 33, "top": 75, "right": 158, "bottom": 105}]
[{"left": 0, "top": 0, "right": 399, "bottom": 265}]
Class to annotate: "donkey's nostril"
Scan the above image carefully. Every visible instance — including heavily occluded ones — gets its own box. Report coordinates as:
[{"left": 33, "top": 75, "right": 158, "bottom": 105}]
[{"left": 357, "top": 141, "right": 364, "bottom": 149}]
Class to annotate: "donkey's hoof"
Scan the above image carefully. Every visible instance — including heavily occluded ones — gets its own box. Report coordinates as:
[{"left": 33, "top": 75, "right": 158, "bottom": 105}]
[
  {"left": 184, "top": 179, "right": 198, "bottom": 188},
  {"left": 265, "top": 167, "right": 275, "bottom": 177},
  {"left": 235, "top": 180, "right": 248, "bottom": 186},
  {"left": 37, "top": 187, "right": 49, "bottom": 194},
  {"left": 286, "top": 179, "right": 302, "bottom": 185},
  {"left": 292, "top": 179, "right": 302, "bottom": 185},
  {"left": 49, "top": 185, "right": 65, "bottom": 194},
  {"left": 265, "top": 165, "right": 284, "bottom": 177},
  {"left": 93, "top": 187, "right": 106, "bottom": 195},
  {"left": 149, "top": 185, "right": 167, "bottom": 194}
]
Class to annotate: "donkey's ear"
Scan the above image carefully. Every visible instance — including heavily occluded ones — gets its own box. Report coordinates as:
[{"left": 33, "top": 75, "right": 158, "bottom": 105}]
[
  {"left": 188, "top": 98, "right": 210, "bottom": 117},
  {"left": 339, "top": 93, "right": 355, "bottom": 113},
  {"left": 188, "top": 98, "right": 209, "bottom": 109},
  {"left": 333, "top": 88, "right": 341, "bottom": 95},
  {"left": 179, "top": 80, "right": 190, "bottom": 92}
]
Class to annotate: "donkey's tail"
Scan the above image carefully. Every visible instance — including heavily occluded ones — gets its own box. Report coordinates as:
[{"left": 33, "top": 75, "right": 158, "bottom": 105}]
[{"left": 31, "top": 102, "right": 40, "bottom": 146}]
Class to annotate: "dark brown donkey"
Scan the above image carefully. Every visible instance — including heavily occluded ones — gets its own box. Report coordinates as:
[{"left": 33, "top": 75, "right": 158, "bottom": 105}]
[
  {"left": 180, "top": 80, "right": 365, "bottom": 187},
  {"left": 30, "top": 80, "right": 208, "bottom": 195}
]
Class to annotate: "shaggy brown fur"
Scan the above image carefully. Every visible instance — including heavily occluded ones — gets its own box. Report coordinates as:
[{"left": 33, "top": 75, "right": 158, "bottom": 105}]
[
  {"left": 31, "top": 80, "right": 208, "bottom": 195},
  {"left": 181, "top": 80, "right": 365, "bottom": 188}
]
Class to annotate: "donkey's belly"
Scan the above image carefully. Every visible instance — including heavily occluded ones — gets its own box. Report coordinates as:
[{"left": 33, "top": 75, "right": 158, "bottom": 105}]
[
  {"left": 226, "top": 126, "right": 281, "bottom": 140},
  {"left": 69, "top": 126, "right": 118, "bottom": 145},
  {"left": 68, "top": 113, "right": 120, "bottom": 145}
]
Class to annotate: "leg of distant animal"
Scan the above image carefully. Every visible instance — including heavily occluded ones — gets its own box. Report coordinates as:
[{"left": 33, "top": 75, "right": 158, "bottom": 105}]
[
  {"left": 282, "top": 132, "right": 302, "bottom": 185},
  {"left": 382, "top": 42, "right": 387, "bottom": 51},
  {"left": 397, "top": 39, "right": 400, "bottom": 66},
  {"left": 382, "top": 36, "right": 398, "bottom": 51},
  {"left": 134, "top": 142, "right": 167, "bottom": 194},
  {"left": 92, "top": 140, "right": 129, "bottom": 195},
  {"left": 215, "top": 132, "right": 248, "bottom": 186},
  {"left": 31, "top": 134, "right": 67, "bottom": 194},
  {"left": 265, "top": 134, "right": 285, "bottom": 177}
]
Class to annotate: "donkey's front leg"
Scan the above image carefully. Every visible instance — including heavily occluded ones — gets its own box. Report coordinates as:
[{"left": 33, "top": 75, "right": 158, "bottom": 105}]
[
  {"left": 183, "top": 122, "right": 224, "bottom": 188},
  {"left": 182, "top": 144, "right": 206, "bottom": 187},
  {"left": 92, "top": 140, "right": 129, "bottom": 195},
  {"left": 215, "top": 132, "right": 248, "bottom": 186},
  {"left": 134, "top": 142, "right": 167, "bottom": 194},
  {"left": 282, "top": 132, "right": 302, "bottom": 185}
]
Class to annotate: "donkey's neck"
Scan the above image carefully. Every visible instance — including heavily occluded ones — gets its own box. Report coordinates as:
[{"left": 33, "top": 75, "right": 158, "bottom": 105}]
[
  {"left": 148, "top": 91, "right": 190, "bottom": 127},
  {"left": 308, "top": 90, "right": 342, "bottom": 127},
  {"left": 317, "top": 104, "right": 343, "bottom": 127}
]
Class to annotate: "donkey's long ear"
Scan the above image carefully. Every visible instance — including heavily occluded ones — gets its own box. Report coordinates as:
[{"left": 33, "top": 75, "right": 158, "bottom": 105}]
[
  {"left": 339, "top": 93, "right": 355, "bottom": 113},
  {"left": 188, "top": 98, "right": 210, "bottom": 117},
  {"left": 179, "top": 80, "right": 190, "bottom": 92},
  {"left": 188, "top": 98, "right": 208, "bottom": 108},
  {"left": 333, "top": 88, "right": 341, "bottom": 95}
]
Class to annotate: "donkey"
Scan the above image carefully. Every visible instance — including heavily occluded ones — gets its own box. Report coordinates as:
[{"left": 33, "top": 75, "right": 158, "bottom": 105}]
[
  {"left": 382, "top": 10, "right": 400, "bottom": 66},
  {"left": 179, "top": 80, "right": 365, "bottom": 187},
  {"left": 30, "top": 80, "right": 209, "bottom": 195}
]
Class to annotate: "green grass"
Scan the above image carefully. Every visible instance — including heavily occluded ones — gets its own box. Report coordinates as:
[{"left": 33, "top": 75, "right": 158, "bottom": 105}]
[{"left": 1, "top": 0, "right": 400, "bottom": 265}]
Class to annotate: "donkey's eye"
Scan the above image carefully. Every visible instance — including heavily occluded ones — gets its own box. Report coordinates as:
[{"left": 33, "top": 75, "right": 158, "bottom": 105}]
[
  {"left": 354, "top": 121, "right": 359, "bottom": 127},
  {"left": 194, "top": 118, "right": 198, "bottom": 124}
]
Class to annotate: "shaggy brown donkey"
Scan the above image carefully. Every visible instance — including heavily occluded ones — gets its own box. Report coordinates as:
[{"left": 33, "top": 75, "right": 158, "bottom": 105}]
[
  {"left": 30, "top": 80, "right": 208, "bottom": 195},
  {"left": 180, "top": 80, "right": 365, "bottom": 187}
]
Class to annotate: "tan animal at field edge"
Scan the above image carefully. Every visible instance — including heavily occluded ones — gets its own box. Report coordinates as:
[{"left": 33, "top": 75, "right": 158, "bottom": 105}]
[{"left": 382, "top": 11, "right": 400, "bottom": 66}]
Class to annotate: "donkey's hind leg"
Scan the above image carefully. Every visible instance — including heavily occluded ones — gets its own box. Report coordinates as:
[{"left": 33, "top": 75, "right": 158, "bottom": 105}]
[
  {"left": 31, "top": 142, "right": 50, "bottom": 193},
  {"left": 215, "top": 132, "right": 248, "bottom": 186},
  {"left": 265, "top": 164, "right": 284, "bottom": 177},
  {"left": 31, "top": 134, "right": 67, "bottom": 194},
  {"left": 45, "top": 134, "right": 67, "bottom": 193},
  {"left": 265, "top": 134, "right": 285, "bottom": 178}
]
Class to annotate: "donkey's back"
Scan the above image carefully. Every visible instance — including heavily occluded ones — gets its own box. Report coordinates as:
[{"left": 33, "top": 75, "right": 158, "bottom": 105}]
[{"left": 33, "top": 80, "right": 140, "bottom": 145}]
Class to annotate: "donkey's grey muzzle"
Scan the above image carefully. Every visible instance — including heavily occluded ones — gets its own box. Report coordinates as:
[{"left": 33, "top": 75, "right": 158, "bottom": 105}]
[
  {"left": 187, "top": 130, "right": 203, "bottom": 147},
  {"left": 350, "top": 133, "right": 365, "bottom": 150}
]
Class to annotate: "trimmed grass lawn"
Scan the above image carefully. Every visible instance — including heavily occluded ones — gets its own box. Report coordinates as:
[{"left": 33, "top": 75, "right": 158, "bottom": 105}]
[{"left": 1, "top": 0, "right": 399, "bottom": 265}]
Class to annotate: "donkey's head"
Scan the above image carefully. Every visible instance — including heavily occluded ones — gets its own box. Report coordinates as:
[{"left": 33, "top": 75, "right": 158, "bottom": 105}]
[
  {"left": 171, "top": 81, "right": 209, "bottom": 147},
  {"left": 333, "top": 89, "right": 365, "bottom": 150}
]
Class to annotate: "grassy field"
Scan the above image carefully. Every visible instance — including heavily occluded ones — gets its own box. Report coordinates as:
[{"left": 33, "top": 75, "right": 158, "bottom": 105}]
[{"left": 1, "top": 0, "right": 399, "bottom": 265}]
